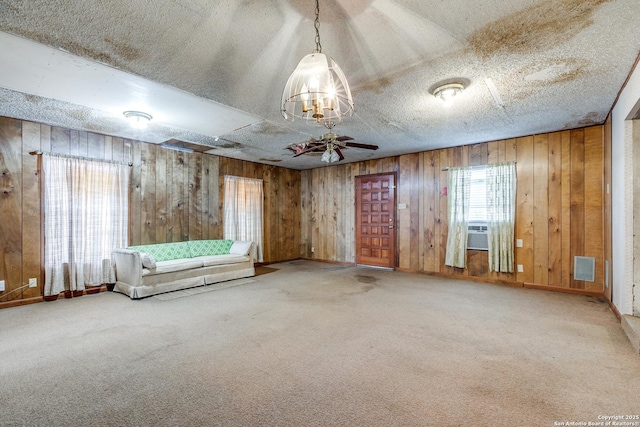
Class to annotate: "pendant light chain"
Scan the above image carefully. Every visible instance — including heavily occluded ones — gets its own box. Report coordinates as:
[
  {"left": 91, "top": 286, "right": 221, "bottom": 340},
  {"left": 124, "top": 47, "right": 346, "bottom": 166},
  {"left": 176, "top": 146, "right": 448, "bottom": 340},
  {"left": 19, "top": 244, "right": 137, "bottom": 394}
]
[{"left": 314, "top": 0, "right": 322, "bottom": 53}]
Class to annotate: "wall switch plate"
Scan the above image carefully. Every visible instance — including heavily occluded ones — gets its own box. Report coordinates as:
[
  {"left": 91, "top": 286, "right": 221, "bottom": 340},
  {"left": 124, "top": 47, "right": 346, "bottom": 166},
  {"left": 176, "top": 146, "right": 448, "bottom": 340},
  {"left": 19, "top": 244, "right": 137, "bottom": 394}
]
[
  {"left": 0, "top": 280, "right": 4, "bottom": 292},
  {"left": 517, "top": 264, "right": 524, "bottom": 273},
  {"left": 516, "top": 239, "right": 523, "bottom": 248},
  {"left": 398, "top": 203, "right": 407, "bottom": 209},
  {"left": 311, "top": 247, "right": 315, "bottom": 253},
  {"left": 29, "top": 278, "right": 37, "bottom": 288}
]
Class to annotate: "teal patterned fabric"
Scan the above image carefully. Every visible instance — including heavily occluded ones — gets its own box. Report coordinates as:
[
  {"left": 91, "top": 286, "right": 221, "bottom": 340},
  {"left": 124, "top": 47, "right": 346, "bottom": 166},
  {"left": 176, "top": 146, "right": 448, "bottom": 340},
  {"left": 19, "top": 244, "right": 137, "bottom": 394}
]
[
  {"left": 188, "top": 240, "right": 233, "bottom": 257},
  {"left": 128, "top": 241, "right": 192, "bottom": 262}
]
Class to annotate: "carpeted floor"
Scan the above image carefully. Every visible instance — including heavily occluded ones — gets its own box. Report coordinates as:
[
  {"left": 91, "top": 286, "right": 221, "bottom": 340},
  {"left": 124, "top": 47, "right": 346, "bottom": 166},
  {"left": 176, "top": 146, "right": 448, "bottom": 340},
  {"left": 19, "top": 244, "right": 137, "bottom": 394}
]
[{"left": 1, "top": 260, "right": 639, "bottom": 426}]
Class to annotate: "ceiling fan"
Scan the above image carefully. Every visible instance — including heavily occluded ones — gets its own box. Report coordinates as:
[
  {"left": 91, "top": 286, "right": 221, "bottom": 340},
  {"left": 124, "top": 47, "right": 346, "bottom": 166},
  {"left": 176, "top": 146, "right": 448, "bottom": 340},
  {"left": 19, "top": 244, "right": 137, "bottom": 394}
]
[{"left": 287, "top": 132, "right": 379, "bottom": 163}]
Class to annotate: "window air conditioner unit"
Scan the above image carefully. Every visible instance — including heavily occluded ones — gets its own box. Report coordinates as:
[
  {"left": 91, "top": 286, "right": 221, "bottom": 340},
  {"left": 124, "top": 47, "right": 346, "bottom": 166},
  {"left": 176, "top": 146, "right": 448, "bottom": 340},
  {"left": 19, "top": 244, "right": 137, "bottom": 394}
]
[{"left": 467, "top": 224, "right": 489, "bottom": 250}]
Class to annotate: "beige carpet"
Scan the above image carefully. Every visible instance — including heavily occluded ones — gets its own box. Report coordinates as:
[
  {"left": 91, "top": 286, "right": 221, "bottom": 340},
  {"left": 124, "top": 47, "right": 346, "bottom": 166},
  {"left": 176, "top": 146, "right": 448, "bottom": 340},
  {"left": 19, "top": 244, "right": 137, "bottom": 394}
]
[{"left": 1, "top": 260, "right": 638, "bottom": 426}]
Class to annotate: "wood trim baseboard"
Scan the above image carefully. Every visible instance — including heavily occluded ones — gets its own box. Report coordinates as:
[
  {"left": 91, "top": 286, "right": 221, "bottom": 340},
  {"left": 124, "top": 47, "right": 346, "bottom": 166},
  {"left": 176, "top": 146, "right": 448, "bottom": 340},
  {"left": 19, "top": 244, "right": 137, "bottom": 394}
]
[
  {"left": 0, "top": 296, "right": 44, "bottom": 310},
  {"left": 256, "top": 257, "right": 306, "bottom": 267},
  {"left": 300, "top": 257, "right": 356, "bottom": 267},
  {"left": 523, "top": 282, "right": 605, "bottom": 298},
  {"left": 607, "top": 298, "right": 622, "bottom": 322},
  {"left": 395, "top": 268, "right": 525, "bottom": 288}
]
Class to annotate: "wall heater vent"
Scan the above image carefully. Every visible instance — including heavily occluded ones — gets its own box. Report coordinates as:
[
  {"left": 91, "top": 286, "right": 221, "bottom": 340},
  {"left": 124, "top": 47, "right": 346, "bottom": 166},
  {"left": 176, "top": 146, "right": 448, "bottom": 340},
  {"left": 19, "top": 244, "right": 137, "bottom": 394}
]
[{"left": 574, "top": 256, "right": 595, "bottom": 282}]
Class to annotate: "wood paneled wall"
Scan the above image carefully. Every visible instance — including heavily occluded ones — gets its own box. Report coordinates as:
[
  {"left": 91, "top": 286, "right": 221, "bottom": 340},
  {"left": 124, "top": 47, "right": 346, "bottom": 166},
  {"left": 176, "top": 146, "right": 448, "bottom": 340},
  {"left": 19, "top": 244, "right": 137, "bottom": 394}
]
[
  {"left": 0, "top": 117, "right": 301, "bottom": 307},
  {"left": 0, "top": 115, "right": 607, "bottom": 305},
  {"left": 301, "top": 126, "right": 605, "bottom": 292}
]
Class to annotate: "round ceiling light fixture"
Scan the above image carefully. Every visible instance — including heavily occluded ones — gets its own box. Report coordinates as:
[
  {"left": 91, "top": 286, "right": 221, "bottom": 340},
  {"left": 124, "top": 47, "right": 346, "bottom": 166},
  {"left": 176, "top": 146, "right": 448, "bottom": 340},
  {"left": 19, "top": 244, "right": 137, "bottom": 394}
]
[
  {"left": 123, "top": 110, "right": 152, "bottom": 129},
  {"left": 432, "top": 82, "right": 464, "bottom": 103}
]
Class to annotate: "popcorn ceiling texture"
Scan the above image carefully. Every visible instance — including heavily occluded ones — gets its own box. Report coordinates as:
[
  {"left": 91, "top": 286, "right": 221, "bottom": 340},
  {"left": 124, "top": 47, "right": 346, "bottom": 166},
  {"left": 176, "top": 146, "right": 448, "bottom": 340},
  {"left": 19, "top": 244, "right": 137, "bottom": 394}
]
[{"left": 0, "top": 0, "right": 639, "bottom": 169}]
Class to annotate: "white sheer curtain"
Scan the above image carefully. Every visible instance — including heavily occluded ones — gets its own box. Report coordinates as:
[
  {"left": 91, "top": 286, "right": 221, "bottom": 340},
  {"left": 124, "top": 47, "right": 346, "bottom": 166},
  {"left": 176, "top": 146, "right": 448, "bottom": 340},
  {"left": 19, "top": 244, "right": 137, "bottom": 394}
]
[
  {"left": 486, "top": 162, "right": 517, "bottom": 273},
  {"left": 43, "top": 155, "right": 129, "bottom": 296},
  {"left": 445, "top": 167, "right": 471, "bottom": 268},
  {"left": 223, "top": 175, "right": 264, "bottom": 262}
]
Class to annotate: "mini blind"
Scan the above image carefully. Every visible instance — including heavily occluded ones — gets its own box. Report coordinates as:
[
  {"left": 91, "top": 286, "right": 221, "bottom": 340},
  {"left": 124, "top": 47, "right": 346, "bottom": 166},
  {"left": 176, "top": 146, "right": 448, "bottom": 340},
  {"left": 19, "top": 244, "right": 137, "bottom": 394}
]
[{"left": 468, "top": 167, "right": 487, "bottom": 222}]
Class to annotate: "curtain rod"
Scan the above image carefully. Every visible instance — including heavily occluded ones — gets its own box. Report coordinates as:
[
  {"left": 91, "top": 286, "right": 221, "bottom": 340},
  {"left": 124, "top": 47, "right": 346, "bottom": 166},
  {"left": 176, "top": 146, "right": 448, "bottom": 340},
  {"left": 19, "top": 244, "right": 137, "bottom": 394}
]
[
  {"left": 30, "top": 151, "right": 133, "bottom": 167},
  {"left": 441, "top": 161, "right": 516, "bottom": 171}
]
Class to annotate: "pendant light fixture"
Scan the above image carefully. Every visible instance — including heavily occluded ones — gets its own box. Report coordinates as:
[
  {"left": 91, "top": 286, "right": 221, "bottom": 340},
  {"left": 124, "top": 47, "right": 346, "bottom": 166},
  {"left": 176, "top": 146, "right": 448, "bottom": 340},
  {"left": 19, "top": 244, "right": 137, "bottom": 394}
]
[{"left": 281, "top": 0, "right": 354, "bottom": 127}]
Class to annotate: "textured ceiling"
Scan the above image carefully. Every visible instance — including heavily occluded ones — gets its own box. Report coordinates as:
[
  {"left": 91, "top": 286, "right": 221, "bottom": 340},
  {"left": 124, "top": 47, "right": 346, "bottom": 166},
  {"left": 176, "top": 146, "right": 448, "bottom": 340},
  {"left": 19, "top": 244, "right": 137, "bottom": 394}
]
[{"left": 0, "top": 0, "right": 639, "bottom": 169}]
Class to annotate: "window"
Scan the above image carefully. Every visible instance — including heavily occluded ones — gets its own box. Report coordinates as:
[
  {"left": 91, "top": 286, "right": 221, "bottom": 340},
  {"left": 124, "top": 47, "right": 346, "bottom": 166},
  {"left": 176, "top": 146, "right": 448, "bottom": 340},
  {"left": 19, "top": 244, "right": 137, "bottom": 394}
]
[
  {"left": 468, "top": 167, "right": 487, "bottom": 224},
  {"left": 43, "top": 155, "right": 129, "bottom": 296},
  {"left": 223, "top": 176, "right": 264, "bottom": 262},
  {"left": 445, "top": 162, "right": 516, "bottom": 272}
]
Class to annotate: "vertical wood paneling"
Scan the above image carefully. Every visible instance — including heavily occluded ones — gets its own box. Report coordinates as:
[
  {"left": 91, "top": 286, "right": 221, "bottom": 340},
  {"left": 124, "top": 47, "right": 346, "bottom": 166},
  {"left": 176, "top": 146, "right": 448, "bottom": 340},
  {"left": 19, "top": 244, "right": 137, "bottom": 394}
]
[
  {"left": 311, "top": 167, "right": 319, "bottom": 260},
  {"left": 548, "top": 132, "right": 563, "bottom": 287},
  {"left": 129, "top": 141, "right": 142, "bottom": 245},
  {"left": 570, "top": 129, "right": 585, "bottom": 289},
  {"left": 584, "top": 126, "right": 604, "bottom": 291},
  {"left": 300, "top": 170, "right": 311, "bottom": 258},
  {"left": 439, "top": 149, "right": 451, "bottom": 274},
  {"left": 423, "top": 151, "right": 437, "bottom": 272},
  {"left": 342, "top": 163, "right": 357, "bottom": 260},
  {"left": 516, "top": 136, "right": 534, "bottom": 283},
  {"left": 51, "top": 127, "right": 70, "bottom": 154},
  {"left": 334, "top": 164, "right": 345, "bottom": 261},
  {"left": 112, "top": 137, "right": 125, "bottom": 163},
  {"left": 140, "top": 143, "right": 156, "bottom": 245},
  {"left": 295, "top": 129, "right": 603, "bottom": 290},
  {"left": 188, "top": 153, "right": 203, "bottom": 240},
  {"left": 88, "top": 133, "right": 104, "bottom": 159},
  {"left": 533, "top": 134, "right": 549, "bottom": 285},
  {"left": 155, "top": 147, "right": 168, "bottom": 242},
  {"left": 0, "top": 116, "right": 608, "bottom": 307},
  {"left": 409, "top": 154, "right": 420, "bottom": 270},
  {"left": 603, "top": 115, "right": 612, "bottom": 300},
  {"left": 0, "top": 118, "right": 24, "bottom": 300},
  {"left": 398, "top": 156, "right": 412, "bottom": 269},
  {"left": 207, "top": 155, "right": 220, "bottom": 239},
  {"left": 21, "top": 121, "right": 42, "bottom": 298},
  {"left": 560, "top": 131, "right": 572, "bottom": 287}
]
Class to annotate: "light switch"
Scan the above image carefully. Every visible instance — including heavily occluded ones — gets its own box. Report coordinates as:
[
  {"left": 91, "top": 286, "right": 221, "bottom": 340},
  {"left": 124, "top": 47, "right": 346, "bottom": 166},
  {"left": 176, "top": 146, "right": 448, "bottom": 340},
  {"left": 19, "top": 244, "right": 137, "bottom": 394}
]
[
  {"left": 516, "top": 239, "right": 523, "bottom": 248},
  {"left": 398, "top": 203, "right": 407, "bottom": 209}
]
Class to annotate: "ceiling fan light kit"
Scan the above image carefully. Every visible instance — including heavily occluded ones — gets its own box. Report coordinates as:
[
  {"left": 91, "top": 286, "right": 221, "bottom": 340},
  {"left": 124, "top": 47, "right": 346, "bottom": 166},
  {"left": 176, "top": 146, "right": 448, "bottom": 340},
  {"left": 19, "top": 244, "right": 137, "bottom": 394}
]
[{"left": 281, "top": 0, "right": 354, "bottom": 126}]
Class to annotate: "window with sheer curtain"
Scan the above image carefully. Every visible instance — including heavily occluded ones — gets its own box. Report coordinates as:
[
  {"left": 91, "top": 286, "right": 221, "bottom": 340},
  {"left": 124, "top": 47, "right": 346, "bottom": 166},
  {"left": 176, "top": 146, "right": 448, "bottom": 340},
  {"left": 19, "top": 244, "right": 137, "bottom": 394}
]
[
  {"left": 445, "top": 162, "right": 516, "bottom": 272},
  {"left": 43, "top": 155, "right": 129, "bottom": 297},
  {"left": 223, "top": 175, "right": 264, "bottom": 262}
]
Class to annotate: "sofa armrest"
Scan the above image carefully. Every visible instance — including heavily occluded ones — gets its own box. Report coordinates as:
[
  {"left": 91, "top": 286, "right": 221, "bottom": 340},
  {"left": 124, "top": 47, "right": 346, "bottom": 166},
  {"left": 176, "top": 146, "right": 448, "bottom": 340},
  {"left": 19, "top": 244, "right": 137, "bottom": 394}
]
[
  {"left": 230, "top": 241, "right": 254, "bottom": 257},
  {"left": 111, "top": 248, "right": 143, "bottom": 287}
]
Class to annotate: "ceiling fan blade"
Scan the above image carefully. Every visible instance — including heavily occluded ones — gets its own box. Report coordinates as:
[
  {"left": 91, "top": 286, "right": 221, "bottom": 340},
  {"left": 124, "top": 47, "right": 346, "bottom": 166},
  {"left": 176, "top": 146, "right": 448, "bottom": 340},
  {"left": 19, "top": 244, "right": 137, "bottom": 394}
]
[
  {"left": 335, "top": 147, "right": 345, "bottom": 161},
  {"left": 292, "top": 143, "right": 326, "bottom": 157},
  {"left": 345, "top": 142, "right": 379, "bottom": 150},
  {"left": 335, "top": 135, "right": 354, "bottom": 142}
]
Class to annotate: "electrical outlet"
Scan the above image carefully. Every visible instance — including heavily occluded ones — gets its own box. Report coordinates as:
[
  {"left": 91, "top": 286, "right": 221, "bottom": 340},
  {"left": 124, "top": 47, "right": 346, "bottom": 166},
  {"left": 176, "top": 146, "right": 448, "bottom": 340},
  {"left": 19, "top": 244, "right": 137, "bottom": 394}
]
[
  {"left": 517, "top": 264, "right": 524, "bottom": 273},
  {"left": 29, "top": 278, "right": 37, "bottom": 288},
  {"left": 0, "top": 280, "right": 4, "bottom": 292},
  {"left": 516, "top": 239, "right": 523, "bottom": 248},
  {"left": 311, "top": 247, "right": 315, "bottom": 253}
]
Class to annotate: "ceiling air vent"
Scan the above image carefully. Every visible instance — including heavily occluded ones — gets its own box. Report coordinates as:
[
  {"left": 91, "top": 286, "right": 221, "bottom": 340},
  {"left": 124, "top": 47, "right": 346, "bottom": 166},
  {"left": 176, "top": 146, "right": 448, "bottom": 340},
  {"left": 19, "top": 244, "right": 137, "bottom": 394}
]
[{"left": 574, "top": 256, "right": 595, "bottom": 282}]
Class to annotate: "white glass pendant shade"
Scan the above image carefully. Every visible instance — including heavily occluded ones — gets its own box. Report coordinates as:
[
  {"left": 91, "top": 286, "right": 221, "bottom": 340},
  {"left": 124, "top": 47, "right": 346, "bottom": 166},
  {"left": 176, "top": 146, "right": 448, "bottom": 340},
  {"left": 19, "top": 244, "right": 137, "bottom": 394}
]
[
  {"left": 330, "top": 149, "right": 339, "bottom": 162},
  {"left": 321, "top": 149, "right": 331, "bottom": 163},
  {"left": 282, "top": 53, "right": 354, "bottom": 125}
]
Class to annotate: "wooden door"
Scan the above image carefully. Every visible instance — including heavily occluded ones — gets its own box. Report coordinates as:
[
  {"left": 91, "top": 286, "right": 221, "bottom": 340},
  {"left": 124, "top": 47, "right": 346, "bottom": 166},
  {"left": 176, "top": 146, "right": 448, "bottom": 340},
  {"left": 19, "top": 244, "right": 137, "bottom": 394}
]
[{"left": 356, "top": 173, "right": 396, "bottom": 268}]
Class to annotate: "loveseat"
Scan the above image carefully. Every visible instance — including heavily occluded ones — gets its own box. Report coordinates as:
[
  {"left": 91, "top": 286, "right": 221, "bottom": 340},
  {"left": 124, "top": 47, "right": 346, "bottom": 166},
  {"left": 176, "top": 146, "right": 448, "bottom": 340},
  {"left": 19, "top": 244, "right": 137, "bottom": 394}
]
[{"left": 111, "top": 240, "right": 255, "bottom": 299}]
